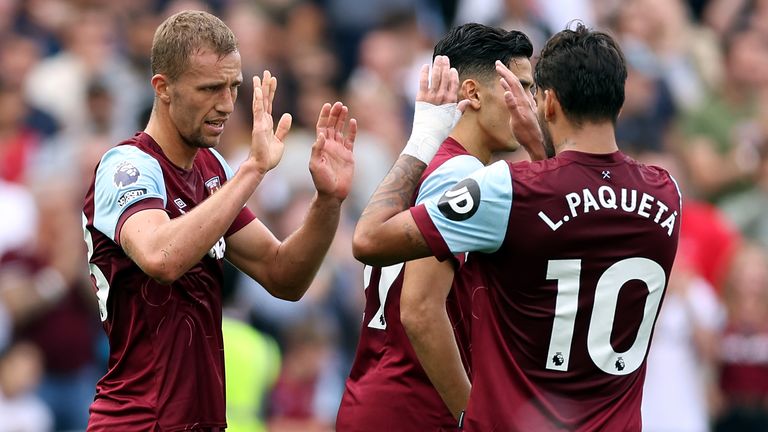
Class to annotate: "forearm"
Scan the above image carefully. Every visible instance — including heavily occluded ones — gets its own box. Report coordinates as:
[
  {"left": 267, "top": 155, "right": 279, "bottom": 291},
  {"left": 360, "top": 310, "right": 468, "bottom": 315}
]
[
  {"left": 124, "top": 163, "right": 263, "bottom": 283},
  {"left": 352, "top": 155, "right": 427, "bottom": 262},
  {"left": 406, "top": 306, "right": 470, "bottom": 419},
  {"left": 266, "top": 192, "right": 342, "bottom": 298},
  {"left": 402, "top": 258, "right": 470, "bottom": 419}
]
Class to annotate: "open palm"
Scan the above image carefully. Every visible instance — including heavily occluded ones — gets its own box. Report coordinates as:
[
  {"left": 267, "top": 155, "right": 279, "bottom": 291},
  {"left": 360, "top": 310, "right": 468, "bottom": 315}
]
[{"left": 309, "top": 102, "right": 357, "bottom": 201}]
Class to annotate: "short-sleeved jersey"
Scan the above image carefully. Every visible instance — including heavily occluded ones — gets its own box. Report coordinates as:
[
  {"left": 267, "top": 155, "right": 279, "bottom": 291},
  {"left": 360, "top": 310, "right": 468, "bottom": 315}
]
[
  {"left": 411, "top": 150, "right": 682, "bottom": 431},
  {"left": 82, "top": 132, "right": 255, "bottom": 431},
  {"left": 336, "top": 138, "right": 481, "bottom": 431}
]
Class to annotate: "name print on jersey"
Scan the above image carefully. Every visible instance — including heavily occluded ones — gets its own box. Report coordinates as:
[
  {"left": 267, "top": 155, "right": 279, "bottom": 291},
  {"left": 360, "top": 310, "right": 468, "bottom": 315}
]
[{"left": 538, "top": 186, "right": 678, "bottom": 235}]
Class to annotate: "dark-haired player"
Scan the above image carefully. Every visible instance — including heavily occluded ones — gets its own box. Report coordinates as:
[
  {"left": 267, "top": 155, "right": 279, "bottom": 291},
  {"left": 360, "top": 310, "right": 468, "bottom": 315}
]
[
  {"left": 352, "top": 23, "right": 681, "bottom": 431},
  {"left": 336, "top": 24, "right": 540, "bottom": 431},
  {"left": 82, "top": 10, "right": 355, "bottom": 431}
]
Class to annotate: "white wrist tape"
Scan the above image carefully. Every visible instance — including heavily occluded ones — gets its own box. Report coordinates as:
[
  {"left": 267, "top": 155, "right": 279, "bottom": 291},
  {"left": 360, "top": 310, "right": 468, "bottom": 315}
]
[{"left": 401, "top": 101, "right": 462, "bottom": 164}]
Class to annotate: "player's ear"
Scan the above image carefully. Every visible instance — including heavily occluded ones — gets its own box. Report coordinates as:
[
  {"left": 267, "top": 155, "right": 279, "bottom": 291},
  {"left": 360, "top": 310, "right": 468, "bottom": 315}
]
[
  {"left": 543, "top": 89, "right": 558, "bottom": 122},
  {"left": 151, "top": 74, "right": 172, "bottom": 104},
  {"left": 460, "top": 79, "right": 481, "bottom": 110}
]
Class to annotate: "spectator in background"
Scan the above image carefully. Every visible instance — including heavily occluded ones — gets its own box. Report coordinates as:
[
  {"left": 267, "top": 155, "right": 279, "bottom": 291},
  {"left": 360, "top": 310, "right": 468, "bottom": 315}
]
[
  {"left": 0, "top": 81, "right": 42, "bottom": 184},
  {"left": 640, "top": 152, "right": 741, "bottom": 293},
  {"left": 0, "top": 35, "right": 58, "bottom": 137},
  {"left": 642, "top": 244, "right": 724, "bottom": 431},
  {"left": 614, "top": 42, "right": 675, "bottom": 155},
  {"left": 676, "top": 27, "right": 768, "bottom": 201},
  {"left": 716, "top": 242, "right": 768, "bottom": 431},
  {"left": 24, "top": 5, "right": 144, "bottom": 142},
  {"left": 222, "top": 277, "right": 281, "bottom": 432},
  {"left": 6, "top": 179, "right": 100, "bottom": 432},
  {"left": 0, "top": 342, "right": 52, "bottom": 432},
  {"left": 267, "top": 314, "right": 342, "bottom": 432},
  {"left": 719, "top": 104, "right": 768, "bottom": 250}
]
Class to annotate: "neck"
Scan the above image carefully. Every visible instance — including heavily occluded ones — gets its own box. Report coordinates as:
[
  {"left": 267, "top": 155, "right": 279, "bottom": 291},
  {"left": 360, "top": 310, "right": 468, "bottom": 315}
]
[
  {"left": 144, "top": 107, "right": 198, "bottom": 170},
  {"left": 450, "top": 117, "right": 492, "bottom": 165},
  {"left": 552, "top": 120, "right": 619, "bottom": 155}
]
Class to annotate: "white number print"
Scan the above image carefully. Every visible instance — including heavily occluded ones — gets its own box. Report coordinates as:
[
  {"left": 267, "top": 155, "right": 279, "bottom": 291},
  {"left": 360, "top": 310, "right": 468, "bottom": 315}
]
[
  {"left": 364, "top": 263, "right": 404, "bottom": 330},
  {"left": 82, "top": 213, "right": 111, "bottom": 322},
  {"left": 546, "top": 257, "right": 666, "bottom": 375}
]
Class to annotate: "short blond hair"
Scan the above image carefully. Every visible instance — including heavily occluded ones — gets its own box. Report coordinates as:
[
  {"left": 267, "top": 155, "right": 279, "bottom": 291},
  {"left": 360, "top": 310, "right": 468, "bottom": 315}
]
[{"left": 151, "top": 10, "right": 238, "bottom": 81}]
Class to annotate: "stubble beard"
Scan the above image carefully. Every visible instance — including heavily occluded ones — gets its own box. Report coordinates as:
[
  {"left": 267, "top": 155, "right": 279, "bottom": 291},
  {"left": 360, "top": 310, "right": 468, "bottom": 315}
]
[
  {"left": 537, "top": 112, "right": 556, "bottom": 158},
  {"left": 184, "top": 129, "right": 218, "bottom": 149}
]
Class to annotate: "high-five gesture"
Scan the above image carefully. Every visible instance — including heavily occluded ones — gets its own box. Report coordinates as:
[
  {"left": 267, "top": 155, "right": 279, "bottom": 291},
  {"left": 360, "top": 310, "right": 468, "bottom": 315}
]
[
  {"left": 310, "top": 102, "right": 357, "bottom": 201},
  {"left": 251, "top": 70, "right": 293, "bottom": 174},
  {"left": 402, "top": 55, "right": 467, "bottom": 165},
  {"left": 495, "top": 60, "right": 547, "bottom": 160}
]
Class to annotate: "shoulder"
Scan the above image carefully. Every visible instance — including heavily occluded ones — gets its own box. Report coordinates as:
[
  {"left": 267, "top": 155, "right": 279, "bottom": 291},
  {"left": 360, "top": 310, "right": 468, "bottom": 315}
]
[
  {"left": 97, "top": 144, "right": 162, "bottom": 184},
  {"left": 508, "top": 157, "right": 571, "bottom": 182},
  {"left": 627, "top": 159, "right": 682, "bottom": 198}
]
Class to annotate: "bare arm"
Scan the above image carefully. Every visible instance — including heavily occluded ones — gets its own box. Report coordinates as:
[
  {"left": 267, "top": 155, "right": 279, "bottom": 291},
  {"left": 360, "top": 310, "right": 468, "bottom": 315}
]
[
  {"left": 401, "top": 257, "right": 470, "bottom": 419},
  {"left": 121, "top": 71, "right": 291, "bottom": 284},
  {"left": 227, "top": 101, "right": 356, "bottom": 300},
  {"left": 120, "top": 168, "right": 262, "bottom": 284},
  {"left": 224, "top": 192, "right": 341, "bottom": 301},
  {"left": 353, "top": 55, "right": 463, "bottom": 266}
]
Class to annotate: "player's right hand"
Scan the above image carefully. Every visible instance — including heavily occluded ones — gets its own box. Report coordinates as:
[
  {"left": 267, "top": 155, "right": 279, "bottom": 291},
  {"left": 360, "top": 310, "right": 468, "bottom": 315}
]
[{"left": 250, "top": 70, "right": 292, "bottom": 174}]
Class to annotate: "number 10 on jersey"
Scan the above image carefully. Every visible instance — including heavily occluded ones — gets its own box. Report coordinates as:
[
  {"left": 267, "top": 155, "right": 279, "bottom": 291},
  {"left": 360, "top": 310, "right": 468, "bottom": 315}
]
[{"left": 545, "top": 258, "right": 666, "bottom": 376}]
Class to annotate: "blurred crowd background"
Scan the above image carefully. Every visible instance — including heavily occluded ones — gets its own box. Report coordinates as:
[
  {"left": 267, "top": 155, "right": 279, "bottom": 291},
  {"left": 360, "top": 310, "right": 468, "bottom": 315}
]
[{"left": 1, "top": 0, "right": 768, "bottom": 431}]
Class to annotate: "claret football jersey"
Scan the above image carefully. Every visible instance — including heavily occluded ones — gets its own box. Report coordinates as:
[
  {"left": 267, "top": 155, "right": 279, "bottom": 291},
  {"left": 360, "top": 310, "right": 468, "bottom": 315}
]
[
  {"left": 411, "top": 150, "right": 681, "bottom": 431},
  {"left": 337, "top": 138, "right": 479, "bottom": 431},
  {"left": 82, "top": 132, "right": 255, "bottom": 431}
]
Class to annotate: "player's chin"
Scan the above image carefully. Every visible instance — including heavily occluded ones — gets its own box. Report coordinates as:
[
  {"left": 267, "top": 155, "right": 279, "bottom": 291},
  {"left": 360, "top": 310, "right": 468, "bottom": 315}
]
[{"left": 195, "top": 135, "right": 220, "bottom": 149}]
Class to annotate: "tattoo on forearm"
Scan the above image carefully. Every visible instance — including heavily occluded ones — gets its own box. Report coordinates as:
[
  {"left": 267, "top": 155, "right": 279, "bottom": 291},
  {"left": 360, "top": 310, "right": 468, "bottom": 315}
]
[
  {"left": 360, "top": 156, "right": 426, "bottom": 221},
  {"left": 404, "top": 219, "right": 429, "bottom": 250}
]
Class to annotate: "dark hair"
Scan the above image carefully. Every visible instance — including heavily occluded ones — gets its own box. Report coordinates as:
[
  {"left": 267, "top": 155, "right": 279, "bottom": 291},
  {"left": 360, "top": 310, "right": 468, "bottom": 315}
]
[
  {"left": 151, "top": 10, "right": 238, "bottom": 82},
  {"left": 434, "top": 23, "right": 533, "bottom": 82},
  {"left": 534, "top": 22, "right": 626, "bottom": 125}
]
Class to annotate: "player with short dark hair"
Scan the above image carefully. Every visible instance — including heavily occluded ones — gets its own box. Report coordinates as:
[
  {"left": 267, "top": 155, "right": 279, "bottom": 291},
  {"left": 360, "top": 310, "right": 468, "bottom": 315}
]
[
  {"left": 352, "top": 23, "right": 681, "bottom": 431},
  {"left": 82, "top": 10, "right": 356, "bottom": 431},
  {"left": 336, "top": 24, "right": 540, "bottom": 431}
]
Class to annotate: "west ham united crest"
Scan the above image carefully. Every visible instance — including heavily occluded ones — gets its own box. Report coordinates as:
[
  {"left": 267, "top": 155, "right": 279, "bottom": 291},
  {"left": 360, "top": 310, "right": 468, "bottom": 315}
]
[{"left": 205, "top": 176, "right": 221, "bottom": 194}]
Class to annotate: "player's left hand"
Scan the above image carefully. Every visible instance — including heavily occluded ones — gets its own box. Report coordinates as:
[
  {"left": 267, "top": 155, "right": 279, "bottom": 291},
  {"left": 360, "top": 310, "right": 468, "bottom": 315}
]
[
  {"left": 309, "top": 101, "right": 357, "bottom": 201},
  {"left": 495, "top": 61, "right": 547, "bottom": 161}
]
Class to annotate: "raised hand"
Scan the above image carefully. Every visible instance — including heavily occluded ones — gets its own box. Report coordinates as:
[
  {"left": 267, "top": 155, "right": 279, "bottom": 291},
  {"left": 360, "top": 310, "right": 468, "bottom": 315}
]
[
  {"left": 495, "top": 60, "right": 547, "bottom": 160},
  {"left": 250, "top": 70, "right": 292, "bottom": 174},
  {"left": 403, "top": 55, "right": 468, "bottom": 164},
  {"left": 417, "top": 55, "right": 459, "bottom": 105},
  {"left": 309, "top": 101, "right": 357, "bottom": 201}
]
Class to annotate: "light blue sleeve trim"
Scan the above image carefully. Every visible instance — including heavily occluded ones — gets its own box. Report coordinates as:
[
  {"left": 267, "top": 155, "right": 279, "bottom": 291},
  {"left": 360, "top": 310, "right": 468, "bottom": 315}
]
[
  {"left": 93, "top": 146, "right": 166, "bottom": 241},
  {"left": 416, "top": 155, "right": 484, "bottom": 205},
  {"left": 669, "top": 174, "right": 683, "bottom": 213},
  {"left": 423, "top": 160, "right": 512, "bottom": 254},
  {"left": 209, "top": 148, "right": 235, "bottom": 181}
]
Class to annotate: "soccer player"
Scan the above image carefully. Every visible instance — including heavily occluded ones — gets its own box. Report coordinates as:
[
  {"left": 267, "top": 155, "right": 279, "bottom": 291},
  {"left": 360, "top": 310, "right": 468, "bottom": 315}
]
[
  {"left": 352, "top": 23, "right": 681, "bottom": 431},
  {"left": 82, "top": 11, "right": 355, "bottom": 431},
  {"left": 336, "top": 25, "right": 541, "bottom": 431}
]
